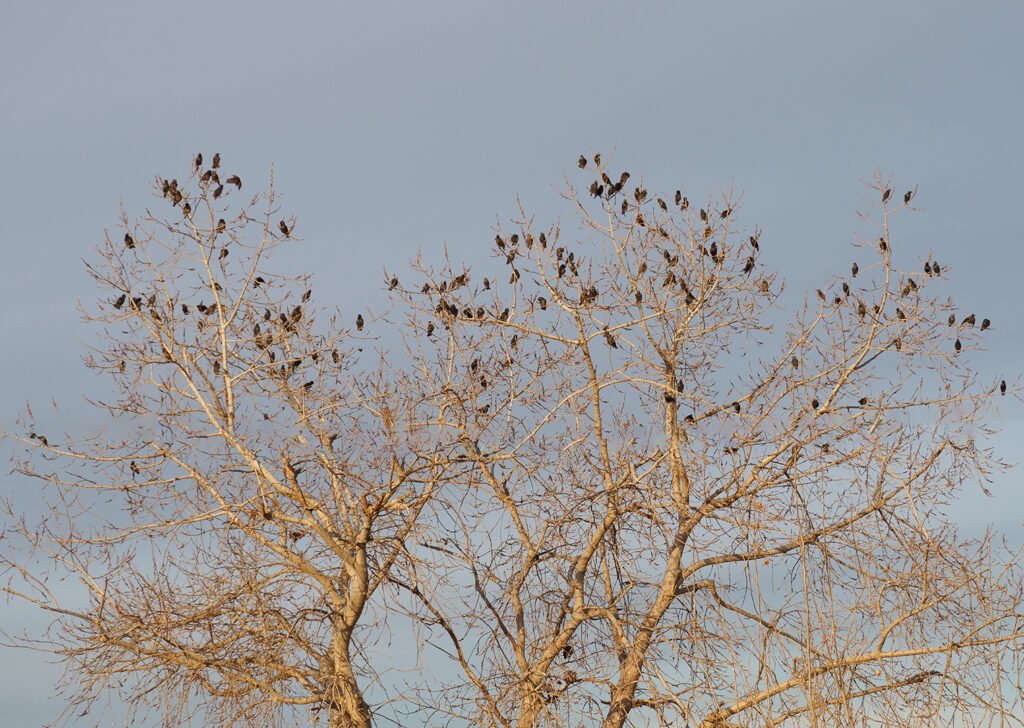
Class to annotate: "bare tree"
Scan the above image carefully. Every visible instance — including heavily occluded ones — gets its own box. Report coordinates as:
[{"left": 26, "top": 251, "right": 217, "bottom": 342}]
[{"left": 3, "top": 155, "right": 1023, "bottom": 727}]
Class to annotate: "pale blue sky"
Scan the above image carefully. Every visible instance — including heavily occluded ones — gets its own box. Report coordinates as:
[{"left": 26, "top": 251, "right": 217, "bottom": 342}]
[{"left": 2, "top": 2, "right": 1022, "bottom": 724}]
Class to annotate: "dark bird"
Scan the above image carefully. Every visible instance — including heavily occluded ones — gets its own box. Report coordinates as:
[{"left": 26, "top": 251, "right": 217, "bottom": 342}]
[
  {"left": 680, "top": 196, "right": 689, "bottom": 210},
  {"left": 212, "top": 153, "right": 221, "bottom": 168},
  {"left": 896, "top": 308, "right": 905, "bottom": 320},
  {"left": 356, "top": 314, "right": 364, "bottom": 331},
  {"left": 858, "top": 302, "right": 867, "bottom": 317},
  {"left": 791, "top": 356, "right": 799, "bottom": 368},
  {"left": 733, "top": 401, "right": 741, "bottom": 413},
  {"left": 962, "top": 314, "right": 975, "bottom": 326},
  {"left": 924, "top": 261, "right": 932, "bottom": 275},
  {"left": 482, "top": 277, "right": 490, "bottom": 290},
  {"left": 111, "top": 293, "right": 126, "bottom": 310},
  {"left": 589, "top": 181, "right": 600, "bottom": 197},
  {"left": 879, "top": 237, "right": 887, "bottom": 252},
  {"left": 1000, "top": 379, "right": 1007, "bottom": 395},
  {"left": 811, "top": 398, "right": 819, "bottom": 410},
  {"left": 219, "top": 247, "right": 228, "bottom": 260},
  {"left": 851, "top": 262, "right": 858, "bottom": 277},
  {"left": 664, "top": 392, "right": 676, "bottom": 404},
  {"left": 216, "top": 219, "right": 226, "bottom": 233},
  {"left": 981, "top": 318, "right": 991, "bottom": 330},
  {"left": 538, "top": 297, "right": 547, "bottom": 310},
  {"left": 254, "top": 276, "right": 266, "bottom": 287},
  {"left": 389, "top": 277, "right": 399, "bottom": 290},
  {"left": 904, "top": 190, "right": 913, "bottom": 204},
  {"left": 495, "top": 235, "right": 506, "bottom": 250},
  {"left": 619, "top": 172, "right": 630, "bottom": 186},
  {"left": 700, "top": 208, "right": 708, "bottom": 222},
  {"left": 894, "top": 337, "right": 902, "bottom": 351},
  {"left": 226, "top": 175, "right": 242, "bottom": 189},
  {"left": 932, "top": 262, "right": 941, "bottom": 275},
  {"left": 332, "top": 349, "right": 340, "bottom": 364},
  {"left": 948, "top": 313, "right": 955, "bottom": 326},
  {"left": 182, "top": 202, "right": 192, "bottom": 217},
  {"left": 720, "top": 207, "right": 731, "bottom": 219},
  {"left": 194, "top": 153, "right": 203, "bottom": 170},
  {"left": 124, "top": 233, "right": 135, "bottom": 249},
  {"left": 817, "top": 289, "right": 826, "bottom": 301},
  {"left": 130, "top": 460, "right": 139, "bottom": 475},
  {"left": 213, "top": 185, "right": 224, "bottom": 199},
  {"left": 279, "top": 220, "right": 289, "bottom": 236},
  {"left": 657, "top": 198, "right": 667, "bottom": 211},
  {"left": 859, "top": 397, "right": 868, "bottom": 406},
  {"left": 201, "top": 170, "right": 213, "bottom": 183},
  {"left": 882, "top": 187, "right": 892, "bottom": 203},
  {"left": 593, "top": 153, "right": 601, "bottom": 166},
  {"left": 954, "top": 338, "right": 962, "bottom": 352},
  {"left": 426, "top": 322, "right": 434, "bottom": 337},
  {"left": 842, "top": 282, "right": 850, "bottom": 295},
  {"left": 499, "top": 308, "right": 509, "bottom": 321},
  {"left": 181, "top": 303, "right": 189, "bottom": 315},
  {"left": 302, "top": 288, "right": 312, "bottom": 302},
  {"left": 675, "top": 190, "right": 682, "bottom": 205},
  {"left": 578, "top": 155, "right": 587, "bottom": 169},
  {"left": 539, "top": 232, "right": 547, "bottom": 247},
  {"left": 635, "top": 291, "right": 643, "bottom": 305}
]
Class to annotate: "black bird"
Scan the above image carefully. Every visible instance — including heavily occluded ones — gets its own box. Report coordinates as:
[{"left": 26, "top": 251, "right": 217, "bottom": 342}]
[
  {"left": 817, "top": 289, "right": 826, "bottom": 301},
  {"left": 882, "top": 188, "right": 892, "bottom": 203},
  {"left": 680, "top": 196, "right": 689, "bottom": 210},
  {"left": 664, "top": 392, "right": 676, "bottom": 404},
  {"left": 495, "top": 235, "right": 506, "bottom": 250},
  {"left": 851, "top": 262, "right": 858, "bottom": 277},
  {"left": 332, "top": 349, "right": 340, "bottom": 364},
  {"left": 859, "top": 397, "right": 868, "bottom": 406},
  {"left": 894, "top": 337, "right": 902, "bottom": 351},
  {"left": 539, "top": 232, "right": 547, "bottom": 247},
  {"left": 219, "top": 247, "right": 229, "bottom": 260},
  {"left": 699, "top": 208, "right": 708, "bottom": 222},
  {"left": 181, "top": 303, "right": 189, "bottom": 315},
  {"left": 389, "top": 277, "right": 399, "bottom": 290},
  {"left": 733, "top": 401, "right": 741, "bottom": 413},
  {"left": 675, "top": 190, "right": 682, "bottom": 205},
  {"left": 226, "top": 175, "right": 242, "bottom": 190},
  {"left": 182, "top": 202, "right": 192, "bottom": 217},
  {"left": 589, "top": 181, "right": 600, "bottom": 197},
  {"left": 896, "top": 308, "right": 905, "bottom": 320},
  {"left": 791, "top": 356, "right": 799, "bottom": 368},
  {"left": 842, "top": 282, "right": 850, "bottom": 295},
  {"left": 212, "top": 153, "right": 221, "bottom": 168},
  {"left": 254, "top": 276, "right": 266, "bottom": 287},
  {"left": 130, "top": 461, "right": 139, "bottom": 475},
  {"left": 499, "top": 308, "right": 509, "bottom": 321},
  {"left": 924, "top": 261, "right": 932, "bottom": 275},
  {"left": 578, "top": 155, "right": 587, "bottom": 169},
  {"left": 981, "top": 318, "right": 991, "bottom": 330},
  {"left": 635, "top": 291, "right": 642, "bottom": 304},
  {"left": 593, "top": 153, "right": 601, "bottom": 166},
  {"left": 857, "top": 302, "right": 867, "bottom": 317},
  {"left": 302, "top": 288, "right": 312, "bottom": 302},
  {"left": 811, "top": 398, "right": 819, "bottom": 410},
  {"left": 113, "top": 294, "right": 126, "bottom": 309},
  {"left": 954, "top": 338, "right": 962, "bottom": 352},
  {"left": 1000, "top": 379, "right": 1007, "bottom": 395},
  {"left": 620, "top": 199, "right": 629, "bottom": 214},
  {"left": 720, "top": 207, "right": 731, "bottom": 219},
  {"left": 201, "top": 170, "right": 213, "bottom": 183},
  {"left": 194, "top": 153, "right": 203, "bottom": 170},
  {"left": 904, "top": 190, "right": 913, "bottom": 204},
  {"left": 619, "top": 172, "right": 630, "bottom": 186},
  {"left": 962, "top": 314, "right": 975, "bottom": 326},
  {"left": 948, "top": 313, "right": 955, "bottom": 326},
  {"left": 213, "top": 185, "right": 224, "bottom": 199},
  {"left": 124, "top": 233, "right": 135, "bottom": 249},
  {"left": 279, "top": 220, "right": 289, "bottom": 236},
  {"left": 537, "top": 297, "right": 547, "bottom": 310},
  {"left": 932, "top": 261, "right": 941, "bottom": 275},
  {"left": 483, "top": 277, "right": 490, "bottom": 290},
  {"left": 749, "top": 234, "right": 759, "bottom": 250},
  {"left": 426, "top": 322, "right": 434, "bottom": 337},
  {"left": 356, "top": 314, "right": 364, "bottom": 331},
  {"left": 879, "top": 237, "right": 887, "bottom": 252},
  {"left": 216, "top": 219, "right": 226, "bottom": 233}
]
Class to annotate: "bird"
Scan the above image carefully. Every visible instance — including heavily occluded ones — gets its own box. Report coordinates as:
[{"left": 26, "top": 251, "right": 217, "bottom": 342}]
[
  {"left": 499, "top": 308, "right": 509, "bottom": 321},
  {"left": 857, "top": 302, "right": 867, "bottom": 317},
  {"left": 124, "top": 233, "right": 135, "bottom": 249},
  {"left": 356, "top": 314, "right": 364, "bottom": 331},
  {"left": 947, "top": 313, "right": 956, "bottom": 326},
  {"left": 1000, "top": 379, "right": 1007, "bottom": 395},
  {"left": 254, "top": 276, "right": 266, "bottom": 287},
  {"left": 539, "top": 232, "right": 547, "bottom": 247},
  {"left": 495, "top": 235, "right": 506, "bottom": 250},
  {"left": 593, "top": 153, "right": 601, "bottom": 166},
  {"left": 226, "top": 175, "right": 242, "bottom": 189},
  {"left": 219, "top": 247, "right": 228, "bottom": 260},
  {"left": 389, "top": 277, "right": 399, "bottom": 290},
  {"left": 962, "top": 314, "right": 975, "bottom": 327},
  {"left": 954, "top": 338, "right": 962, "bottom": 352},
  {"left": 212, "top": 153, "right": 221, "bottom": 168},
  {"left": 811, "top": 398, "right": 819, "bottom": 410},
  {"left": 130, "top": 460, "right": 139, "bottom": 475},
  {"left": 182, "top": 202, "right": 192, "bottom": 217},
  {"left": 483, "top": 277, "right": 490, "bottom": 290},
  {"left": 113, "top": 294, "right": 126, "bottom": 309},
  {"left": 664, "top": 392, "right": 676, "bottom": 404},
  {"left": 896, "top": 308, "right": 905, "bottom": 320},
  {"left": 882, "top": 188, "right": 892, "bottom": 203},
  {"left": 213, "top": 185, "right": 224, "bottom": 199},
  {"left": 981, "top": 318, "right": 991, "bottom": 330},
  {"left": 216, "top": 219, "right": 226, "bottom": 233},
  {"left": 675, "top": 190, "right": 682, "bottom": 205},
  {"left": 181, "top": 303, "right": 189, "bottom": 315},
  {"left": 842, "top": 282, "right": 850, "bottom": 295},
  {"left": 700, "top": 208, "right": 708, "bottom": 222},
  {"left": 720, "top": 207, "right": 731, "bottom": 219},
  {"left": 578, "top": 155, "right": 587, "bottom": 169},
  {"left": 201, "top": 170, "right": 213, "bottom": 183},
  {"left": 657, "top": 198, "right": 667, "bottom": 211},
  {"left": 680, "top": 196, "right": 689, "bottom": 210},
  {"left": 879, "top": 237, "right": 887, "bottom": 252},
  {"left": 426, "top": 322, "right": 434, "bottom": 337},
  {"left": 858, "top": 397, "right": 868, "bottom": 406},
  {"left": 194, "top": 153, "right": 203, "bottom": 170},
  {"left": 302, "top": 289, "right": 312, "bottom": 302},
  {"left": 733, "top": 402, "right": 741, "bottom": 413},
  {"left": 904, "top": 190, "right": 913, "bottom": 204},
  {"left": 791, "top": 356, "right": 799, "bottom": 368},
  {"left": 538, "top": 297, "right": 547, "bottom": 310},
  {"left": 851, "top": 262, "right": 858, "bottom": 277},
  {"left": 924, "top": 262, "right": 932, "bottom": 275},
  {"left": 817, "top": 289, "right": 826, "bottom": 301},
  {"left": 932, "top": 262, "right": 941, "bottom": 275},
  {"left": 893, "top": 337, "right": 902, "bottom": 351},
  {"left": 635, "top": 291, "right": 643, "bottom": 305},
  {"left": 279, "top": 220, "right": 289, "bottom": 237}
]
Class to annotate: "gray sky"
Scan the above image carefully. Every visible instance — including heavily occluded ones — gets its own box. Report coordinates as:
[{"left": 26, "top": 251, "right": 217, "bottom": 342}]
[{"left": 2, "top": 1, "right": 1023, "bottom": 724}]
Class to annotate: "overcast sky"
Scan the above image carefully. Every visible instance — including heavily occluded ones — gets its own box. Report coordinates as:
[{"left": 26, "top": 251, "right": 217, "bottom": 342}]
[{"left": 2, "top": 2, "right": 1023, "bottom": 724}]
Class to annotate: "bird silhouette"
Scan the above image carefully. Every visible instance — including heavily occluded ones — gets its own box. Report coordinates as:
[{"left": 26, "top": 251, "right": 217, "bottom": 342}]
[
  {"left": 302, "top": 289, "right": 312, "bottom": 302},
  {"left": 216, "top": 219, "right": 226, "bottom": 233},
  {"left": 389, "top": 277, "right": 399, "bottom": 290},
  {"left": 904, "top": 190, "right": 913, "bottom": 204},
  {"left": 194, "top": 153, "right": 203, "bottom": 170},
  {"left": 226, "top": 175, "right": 242, "bottom": 189},
  {"left": 1000, "top": 379, "right": 1007, "bottom": 395},
  {"left": 213, "top": 185, "right": 224, "bottom": 199},
  {"left": 680, "top": 196, "right": 689, "bottom": 210},
  {"left": 932, "top": 261, "right": 941, "bottom": 275},
  {"left": 578, "top": 155, "right": 587, "bottom": 169},
  {"left": 924, "top": 261, "right": 932, "bottom": 275},
  {"left": 219, "top": 248, "right": 228, "bottom": 260},
  {"left": 181, "top": 303, "right": 189, "bottom": 315},
  {"left": 882, "top": 188, "right": 892, "bottom": 203},
  {"left": 182, "top": 202, "right": 192, "bottom": 217},
  {"left": 811, "top": 398, "right": 819, "bottom": 410},
  {"left": 733, "top": 402, "right": 741, "bottom": 413},
  {"left": 538, "top": 297, "right": 547, "bottom": 310},
  {"left": 279, "top": 220, "right": 289, "bottom": 236},
  {"left": 113, "top": 294, "right": 126, "bottom": 309},
  {"left": 948, "top": 313, "right": 955, "bottom": 326},
  {"left": 635, "top": 291, "right": 642, "bottom": 304},
  {"left": 791, "top": 356, "right": 799, "bottom": 368},
  {"left": 962, "top": 314, "right": 976, "bottom": 326},
  {"left": 851, "top": 262, "right": 858, "bottom": 277},
  {"left": 981, "top": 318, "right": 991, "bottom": 330},
  {"left": 426, "top": 322, "right": 434, "bottom": 337},
  {"left": 356, "top": 314, "right": 364, "bottom": 331},
  {"left": 593, "top": 153, "right": 601, "bottom": 166},
  {"left": 124, "top": 233, "right": 135, "bottom": 249},
  {"left": 212, "top": 153, "right": 221, "bottom": 168},
  {"left": 879, "top": 237, "right": 887, "bottom": 252}
]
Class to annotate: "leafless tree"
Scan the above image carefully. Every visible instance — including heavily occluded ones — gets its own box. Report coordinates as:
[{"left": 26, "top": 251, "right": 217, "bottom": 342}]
[{"left": 3, "top": 156, "right": 1023, "bottom": 728}]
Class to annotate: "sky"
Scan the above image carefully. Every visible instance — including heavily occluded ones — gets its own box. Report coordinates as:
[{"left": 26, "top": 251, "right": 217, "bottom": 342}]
[{"left": 2, "top": 1, "right": 1023, "bottom": 724}]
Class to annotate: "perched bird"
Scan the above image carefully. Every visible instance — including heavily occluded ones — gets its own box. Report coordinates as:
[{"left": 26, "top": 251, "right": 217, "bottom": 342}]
[
  {"left": 857, "top": 302, "right": 867, "bottom": 317},
  {"left": 212, "top": 153, "right": 221, "bottom": 168},
  {"left": 635, "top": 291, "right": 642, "bottom": 304},
  {"left": 130, "top": 460, "right": 139, "bottom": 475},
  {"left": 817, "top": 289, "right": 826, "bottom": 301},
  {"left": 811, "top": 398, "right": 819, "bottom": 410},
  {"left": 732, "top": 401, "right": 741, "bottom": 413},
  {"left": 578, "top": 155, "right": 587, "bottom": 169},
  {"left": 954, "top": 338, "right": 962, "bottom": 352},
  {"left": 219, "top": 247, "right": 229, "bottom": 260},
  {"left": 879, "top": 237, "right": 887, "bottom": 252},
  {"left": 124, "top": 233, "right": 135, "bottom": 249},
  {"left": 962, "top": 313, "right": 976, "bottom": 326},
  {"left": 664, "top": 392, "right": 676, "bottom": 404},
  {"left": 851, "top": 262, "right": 858, "bottom": 277},
  {"left": 226, "top": 175, "right": 242, "bottom": 190},
  {"left": 537, "top": 296, "right": 547, "bottom": 310},
  {"left": 858, "top": 397, "right": 868, "bottom": 406},
  {"left": 113, "top": 294, "right": 126, "bottom": 309},
  {"left": 356, "top": 314, "right": 364, "bottom": 331},
  {"left": 181, "top": 303, "right": 189, "bottom": 315},
  {"left": 482, "top": 277, "right": 490, "bottom": 290},
  {"left": 302, "top": 288, "right": 312, "bottom": 302},
  {"left": 842, "top": 282, "right": 850, "bottom": 295},
  {"left": 981, "top": 318, "right": 991, "bottom": 330},
  {"left": 216, "top": 219, "right": 226, "bottom": 233},
  {"left": 426, "top": 322, "right": 434, "bottom": 337},
  {"left": 332, "top": 349, "right": 340, "bottom": 364},
  {"left": 593, "top": 153, "right": 601, "bottom": 166},
  {"left": 948, "top": 313, "right": 955, "bottom": 326},
  {"left": 791, "top": 356, "right": 799, "bottom": 368},
  {"left": 279, "top": 220, "right": 289, "bottom": 237},
  {"left": 201, "top": 170, "right": 213, "bottom": 183},
  {"left": 720, "top": 207, "right": 731, "bottom": 219},
  {"left": 182, "top": 202, "right": 192, "bottom": 217},
  {"left": 932, "top": 261, "right": 941, "bottom": 275},
  {"left": 680, "top": 196, "right": 689, "bottom": 210},
  {"left": 700, "top": 208, "right": 708, "bottom": 222},
  {"left": 904, "top": 190, "right": 913, "bottom": 204},
  {"left": 254, "top": 276, "right": 266, "bottom": 287},
  {"left": 389, "top": 277, "right": 399, "bottom": 290},
  {"left": 495, "top": 235, "right": 505, "bottom": 250},
  {"left": 1000, "top": 379, "right": 1007, "bottom": 395},
  {"left": 675, "top": 190, "right": 682, "bottom": 205},
  {"left": 539, "top": 232, "right": 547, "bottom": 247},
  {"left": 499, "top": 307, "right": 509, "bottom": 321},
  {"left": 882, "top": 188, "right": 892, "bottom": 203},
  {"left": 213, "top": 185, "right": 224, "bottom": 199},
  {"left": 896, "top": 308, "right": 905, "bottom": 320},
  {"left": 924, "top": 261, "right": 932, "bottom": 275}
]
